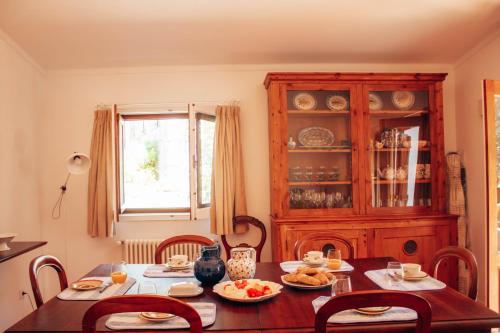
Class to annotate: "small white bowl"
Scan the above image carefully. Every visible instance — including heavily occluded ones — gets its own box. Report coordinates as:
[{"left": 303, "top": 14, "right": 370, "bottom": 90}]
[{"left": 0, "top": 233, "right": 17, "bottom": 251}]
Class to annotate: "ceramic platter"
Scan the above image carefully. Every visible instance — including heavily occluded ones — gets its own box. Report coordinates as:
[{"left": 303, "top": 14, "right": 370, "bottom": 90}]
[
  {"left": 354, "top": 306, "right": 391, "bottom": 315},
  {"left": 213, "top": 279, "right": 283, "bottom": 303},
  {"left": 298, "top": 127, "right": 334, "bottom": 147},
  {"left": 391, "top": 91, "right": 415, "bottom": 110},
  {"left": 280, "top": 275, "right": 334, "bottom": 290},
  {"left": 293, "top": 92, "right": 317, "bottom": 110},
  {"left": 369, "top": 93, "right": 383, "bottom": 111},
  {"left": 71, "top": 279, "right": 103, "bottom": 291},
  {"left": 326, "top": 95, "right": 348, "bottom": 111},
  {"left": 167, "top": 286, "right": 204, "bottom": 298},
  {"left": 139, "top": 312, "right": 176, "bottom": 322}
]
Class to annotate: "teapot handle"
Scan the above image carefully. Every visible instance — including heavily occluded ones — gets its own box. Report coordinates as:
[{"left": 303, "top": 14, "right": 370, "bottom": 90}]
[{"left": 249, "top": 248, "right": 257, "bottom": 262}]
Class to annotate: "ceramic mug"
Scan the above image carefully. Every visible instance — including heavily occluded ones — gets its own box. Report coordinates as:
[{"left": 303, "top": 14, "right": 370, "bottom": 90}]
[
  {"left": 304, "top": 251, "right": 323, "bottom": 263},
  {"left": 403, "top": 263, "right": 421, "bottom": 277}
]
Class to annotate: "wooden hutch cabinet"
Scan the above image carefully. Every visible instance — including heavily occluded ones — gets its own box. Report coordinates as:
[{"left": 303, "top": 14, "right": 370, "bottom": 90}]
[{"left": 264, "top": 72, "right": 457, "bottom": 276}]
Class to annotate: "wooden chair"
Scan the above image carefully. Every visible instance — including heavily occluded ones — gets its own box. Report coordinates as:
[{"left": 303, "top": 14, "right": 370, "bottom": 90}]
[
  {"left": 429, "top": 246, "right": 478, "bottom": 300},
  {"left": 294, "top": 232, "right": 355, "bottom": 260},
  {"left": 82, "top": 295, "right": 202, "bottom": 333},
  {"left": 315, "top": 290, "right": 432, "bottom": 333},
  {"left": 154, "top": 235, "right": 214, "bottom": 264},
  {"left": 29, "top": 254, "right": 68, "bottom": 308},
  {"left": 221, "top": 215, "right": 267, "bottom": 262}
]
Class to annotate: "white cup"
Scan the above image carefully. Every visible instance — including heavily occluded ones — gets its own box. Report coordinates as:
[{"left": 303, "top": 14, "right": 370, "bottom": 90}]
[
  {"left": 169, "top": 254, "right": 188, "bottom": 266},
  {"left": 403, "top": 263, "right": 421, "bottom": 277},
  {"left": 304, "top": 251, "right": 324, "bottom": 263}
]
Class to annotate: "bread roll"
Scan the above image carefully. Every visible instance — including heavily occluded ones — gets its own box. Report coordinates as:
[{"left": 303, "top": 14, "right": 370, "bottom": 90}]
[{"left": 297, "top": 273, "right": 321, "bottom": 286}]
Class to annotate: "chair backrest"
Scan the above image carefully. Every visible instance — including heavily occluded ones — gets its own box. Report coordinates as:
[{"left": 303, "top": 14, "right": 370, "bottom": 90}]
[
  {"left": 429, "top": 245, "right": 478, "bottom": 300},
  {"left": 154, "top": 235, "right": 214, "bottom": 264},
  {"left": 221, "top": 215, "right": 267, "bottom": 262},
  {"left": 315, "top": 290, "right": 432, "bottom": 333},
  {"left": 294, "top": 232, "right": 355, "bottom": 260},
  {"left": 82, "top": 295, "right": 202, "bottom": 333},
  {"left": 29, "top": 254, "right": 68, "bottom": 308}
]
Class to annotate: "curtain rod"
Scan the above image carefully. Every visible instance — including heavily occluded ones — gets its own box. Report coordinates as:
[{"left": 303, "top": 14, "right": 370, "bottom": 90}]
[{"left": 105, "top": 99, "right": 240, "bottom": 109}]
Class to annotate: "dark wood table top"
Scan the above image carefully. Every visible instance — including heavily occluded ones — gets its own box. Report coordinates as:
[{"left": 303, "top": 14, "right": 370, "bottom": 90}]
[
  {"left": 0, "top": 241, "right": 47, "bottom": 264},
  {"left": 7, "top": 258, "right": 500, "bottom": 332}
]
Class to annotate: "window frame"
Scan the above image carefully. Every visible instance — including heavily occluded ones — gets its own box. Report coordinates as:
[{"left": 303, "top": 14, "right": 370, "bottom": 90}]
[{"left": 114, "top": 104, "right": 213, "bottom": 222}]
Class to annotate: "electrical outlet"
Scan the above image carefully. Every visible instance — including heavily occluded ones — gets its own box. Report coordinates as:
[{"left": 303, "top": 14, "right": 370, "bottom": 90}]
[{"left": 19, "top": 290, "right": 28, "bottom": 300}]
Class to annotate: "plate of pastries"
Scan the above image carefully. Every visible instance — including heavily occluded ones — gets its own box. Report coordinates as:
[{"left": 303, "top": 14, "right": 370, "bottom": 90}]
[{"left": 281, "top": 266, "right": 336, "bottom": 289}]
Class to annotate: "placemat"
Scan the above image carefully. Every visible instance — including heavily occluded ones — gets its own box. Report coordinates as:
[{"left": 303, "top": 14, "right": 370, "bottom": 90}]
[
  {"left": 143, "top": 264, "right": 195, "bottom": 278},
  {"left": 312, "top": 296, "right": 417, "bottom": 324},
  {"left": 105, "top": 302, "right": 216, "bottom": 330},
  {"left": 57, "top": 277, "right": 136, "bottom": 301},
  {"left": 280, "top": 260, "right": 354, "bottom": 273},
  {"left": 364, "top": 269, "right": 446, "bottom": 291}
]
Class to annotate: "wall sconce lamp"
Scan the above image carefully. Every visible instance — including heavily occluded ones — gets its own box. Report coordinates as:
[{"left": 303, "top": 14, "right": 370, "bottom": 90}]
[{"left": 51, "top": 153, "right": 91, "bottom": 219}]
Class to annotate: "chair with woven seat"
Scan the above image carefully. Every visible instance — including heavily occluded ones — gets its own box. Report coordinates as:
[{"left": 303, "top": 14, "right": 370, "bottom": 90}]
[
  {"left": 294, "top": 232, "right": 355, "bottom": 260},
  {"left": 221, "top": 215, "right": 267, "bottom": 262},
  {"left": 429, "top": 245, "right": 478, "bottom": 300},
  {"left": 154, "top": 235, "right": 214, "bottom": 264},
  {"left": 82, "top": 295, "right": 202, "bottom": 333},
  {"left": 315, "top": 290, "right": 432, "bottom": 333},
  {"left": 29, "top": 254, "right": 68, "bottom": 308}
]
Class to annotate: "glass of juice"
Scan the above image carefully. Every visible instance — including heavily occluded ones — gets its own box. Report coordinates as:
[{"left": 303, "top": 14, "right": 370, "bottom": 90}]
[
  {"left": 326, "top": 249, "right": 342, "bottom": 270},
  {"left": 110, "top": 261, "right": 128, "bottom": 284}
]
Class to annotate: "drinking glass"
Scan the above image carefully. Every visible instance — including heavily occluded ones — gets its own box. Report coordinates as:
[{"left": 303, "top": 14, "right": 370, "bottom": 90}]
[
  {"left": 138, "top": 281, "right": 157, "bottom": 295},
  {"left": 331, "top": 274, "right": 351, "bottom": 297},
  {"left": 326, "top": 249, "right": 342, "bottom": 270},
  {"left": 386, "top": 261, "right": 404, "bottom": 286},
  {"left": 110, "top": 261, "right": 128, "bottom": 284}
]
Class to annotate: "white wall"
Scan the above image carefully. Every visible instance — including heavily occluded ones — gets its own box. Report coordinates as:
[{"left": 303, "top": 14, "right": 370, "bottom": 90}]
[
  {"left": 38, "top": 63, "right": 457, "bottom": 297},
  {"left": 0, "top": 33, "right": 43, "bottom": 331},
  {"left": 455, "top": 32, "right": 500, "bottom": 305}
]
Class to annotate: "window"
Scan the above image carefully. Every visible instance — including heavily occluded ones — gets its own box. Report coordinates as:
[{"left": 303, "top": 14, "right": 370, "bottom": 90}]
[{"left": 115, "top": 105, "right": 215, "bottom": 221}]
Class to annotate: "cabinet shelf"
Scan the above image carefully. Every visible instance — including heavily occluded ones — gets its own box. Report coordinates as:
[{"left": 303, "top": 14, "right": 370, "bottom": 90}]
[
  {"left": 373, "top": 179, "right": 431, "bottom": 185},
  {"left": 288, "top": 110, "right": 350, "bottom": 116},
  {"left": 370, "top": 147, "right": 430, "bottom": 152},
  {"left": 289, "top": 148, "right": 351, "bottom": 153},
  {"left": 369, "top": 110, "right": 428, "bottom": 117},
  {"left": 289, "top": 181, "right": 352, "bottom": 186}
]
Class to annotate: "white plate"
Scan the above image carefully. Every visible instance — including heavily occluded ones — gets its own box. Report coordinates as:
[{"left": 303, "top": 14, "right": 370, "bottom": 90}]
[
  {"left": 395, "top": 271, "right": 428, "bottom": 281},
  {"left": 293, "top": 92, "right": 317, "bottom": 110},
  {"left": 165, "top": 262, "right": 192, "bottom": 270},
  {"left": 391, "top": 91, "right": 415, "bottom": 110},
  {"left": 354, "top": 306, "right": 391, "bottom": 315},
  {"left": 369, "top": 93, "right": 383, "bottom": 110},
  {"left": 213, "top": 279, "right": 282, "bottom": 303},
  {"left": 302, "top": 258, "right": 326, "bottom": 267},
  {"left": 70, "top": 279, "right": 103, "bottom": 291},
  {"left": 298, "top": 127, "right": 334, "bottom": 147},
  {"left": 139, "top": 312, "right": 176, "bottom": 322},
  {"left": 167, "top": 286, "right": 204, "bottom": 297},
  {"left": 326, "top": 95, "right": 348, "bottom": 111},
  {"left": 280, "top": 275, "right": 334, "bottom": 290}
]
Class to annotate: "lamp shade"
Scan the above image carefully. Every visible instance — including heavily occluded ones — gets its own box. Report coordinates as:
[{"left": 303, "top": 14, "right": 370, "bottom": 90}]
[{"left": 66, "top": 153, "right": 91, "bottom": 175}]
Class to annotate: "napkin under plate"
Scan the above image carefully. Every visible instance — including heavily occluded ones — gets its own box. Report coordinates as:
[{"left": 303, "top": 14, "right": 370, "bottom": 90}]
[
  {"left": 143, "top": 264, "right": 195, "bottom": 278},
  {"left": 364, "top": 269, "right": 446, "bottom": 291}
]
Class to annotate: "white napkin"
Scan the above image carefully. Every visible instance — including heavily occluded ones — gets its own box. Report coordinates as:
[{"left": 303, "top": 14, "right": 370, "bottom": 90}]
[
  {"left": 280, "top": 260, "right": 354, "bottom": 273},
  {"left": 312, "top": 296, "right": 417, "bottom": 323},
  {"left": 57, "top": 277, "right": 136, "bottom": 301},
  {"left": 143, "top": 264, "right": 195, "bottom": 278},
  {"left": 105, "top": 302, "right": 216, "bottom": 330},
  {"left": 364, "top": 269, "right": 446, "bottom": 291}
]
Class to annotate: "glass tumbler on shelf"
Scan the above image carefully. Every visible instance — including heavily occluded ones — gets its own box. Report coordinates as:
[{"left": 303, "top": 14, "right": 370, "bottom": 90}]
[
  {"left": 304, "top": 166, "right": 314, "bottom": 182},
  {"left": 290, "top": 166, "right": 303, "bottom": 182},
  {"left": 331, "top": 274, "right": 352, "bottom": 297}
]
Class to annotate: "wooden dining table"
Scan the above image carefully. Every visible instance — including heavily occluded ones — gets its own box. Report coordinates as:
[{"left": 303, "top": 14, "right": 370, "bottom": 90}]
[{"left": 6, "top": 257, "right": 500, "bottom": 332}]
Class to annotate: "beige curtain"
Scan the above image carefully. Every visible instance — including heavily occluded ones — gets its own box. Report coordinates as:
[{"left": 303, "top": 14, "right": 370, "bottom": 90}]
[
  {"left": 87, "top": 108, "right": 114, "bottom": 237},
  {"left": 210, "top": 105, "right": 247, "bottom": 235},
  {"left": 446, "top": 152, "right": 468, "bottom": 293}
]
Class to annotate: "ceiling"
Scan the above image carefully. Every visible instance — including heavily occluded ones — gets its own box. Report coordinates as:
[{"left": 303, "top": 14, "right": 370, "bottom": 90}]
[{"left": 1, "top": 0, "right": 500, "bottom": 70}]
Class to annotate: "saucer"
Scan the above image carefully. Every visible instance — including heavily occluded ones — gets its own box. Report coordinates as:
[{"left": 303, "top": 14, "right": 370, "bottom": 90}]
[
  {"left": 354, "top": 306, "right": 391, "bottom": 315},
  {"left": 165, "top": 262, "right": 192, "bottom": 270},
  {"left": 395, "top": 271, "right": 428, "bottom": 281},
  {"left": 302, "top": 258, "right": 325, "bottom": 267},
  {"left": 139, "top": 312, "right": 176, "bottom": 322},
  {"left": 71, "top": 279, "right": 103, "bottom": 291}
]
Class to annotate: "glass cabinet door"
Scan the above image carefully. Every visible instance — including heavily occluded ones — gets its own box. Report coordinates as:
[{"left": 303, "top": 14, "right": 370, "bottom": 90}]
[
  {"left": 286, "top": 86, "right": 356, "bottom": 213},
  {"left": 366, "top": 88, "right": 432, "bottom": 211}
]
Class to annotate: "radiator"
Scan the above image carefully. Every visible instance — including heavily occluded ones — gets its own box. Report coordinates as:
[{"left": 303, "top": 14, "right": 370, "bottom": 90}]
[{"left": 121, "top": 239, "right": 203, "bottom": 264}]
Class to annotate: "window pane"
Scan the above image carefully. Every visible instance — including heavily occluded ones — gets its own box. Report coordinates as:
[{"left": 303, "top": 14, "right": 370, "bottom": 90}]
[
  {"left": 197, "top": 115, "right": 215, "bottom": 207},
  {"left": 122, "top": 117, "right": 190, "bottom": 210}
]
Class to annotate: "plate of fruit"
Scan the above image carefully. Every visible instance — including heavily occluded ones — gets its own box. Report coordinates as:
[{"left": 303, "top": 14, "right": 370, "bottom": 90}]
[{"left": 213, "top": 279, "right": 283, "bottom": 303}]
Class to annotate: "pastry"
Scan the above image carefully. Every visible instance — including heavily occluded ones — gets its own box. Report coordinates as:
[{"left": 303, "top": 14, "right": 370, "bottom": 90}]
[
  {"left": 297, "top": 273, "right": 321, "bottom": 286},
  {"left": 283, "top": 273, "right": 300, "bottom": 283},
  {"left": 312, "top": 272, "right": 329, "bottom": 285}
]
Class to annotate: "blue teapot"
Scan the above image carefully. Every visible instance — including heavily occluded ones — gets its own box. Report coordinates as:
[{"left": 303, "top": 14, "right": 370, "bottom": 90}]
[{"left": 194, "top": 243, "right": 225, "bottom": 285}]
